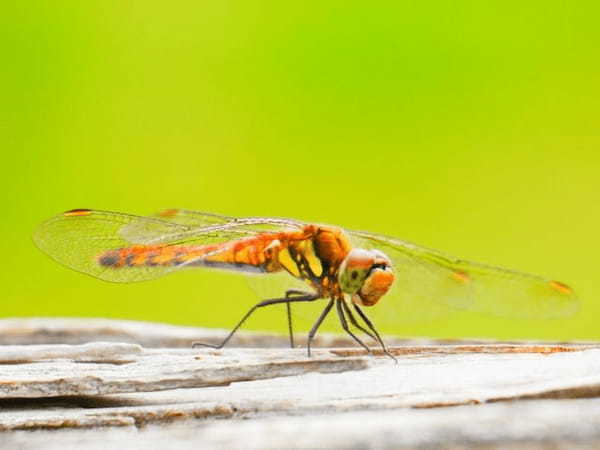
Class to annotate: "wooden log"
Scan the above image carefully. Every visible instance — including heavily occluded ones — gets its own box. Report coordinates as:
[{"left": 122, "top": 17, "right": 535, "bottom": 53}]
[{"left": 0, "top": 318, "right": 599, "bottom": 449}]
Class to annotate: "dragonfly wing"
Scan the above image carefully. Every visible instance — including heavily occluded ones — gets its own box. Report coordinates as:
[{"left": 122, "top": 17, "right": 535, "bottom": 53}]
[
  {"left": 347, "top": 232, "right": 473, "bottom": 323},
  {"left": 34, "top": 210, "right": 185, "bottom": 282},
  {"left": 150, "top": 209, "right": 235, "bottom": 226},
  {"left": 34, "top": 209, "right": 307, "bottom": 283},
  {"left": 119, "top": 209, "right": 235, "bottom": 244},
  {"left": 348, "top": 230, "right": 579, "bottom": 321},
  {"left": 120, "top": 209, "right": 305, "bottom": 245},
  {"left": 34, "top": 210, "right": 258, "bottom": 283}
]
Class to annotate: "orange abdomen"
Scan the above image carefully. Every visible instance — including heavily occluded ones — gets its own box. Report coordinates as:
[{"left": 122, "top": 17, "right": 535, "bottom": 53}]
[{"left": 98, "top": 234, "right": 285, "bottom": 273}]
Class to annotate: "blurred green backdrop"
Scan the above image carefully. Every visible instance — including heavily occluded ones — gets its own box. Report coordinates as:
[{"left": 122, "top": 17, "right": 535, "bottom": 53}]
[{"left": 3, "top": 1, "right": 599, "bottom": 340}]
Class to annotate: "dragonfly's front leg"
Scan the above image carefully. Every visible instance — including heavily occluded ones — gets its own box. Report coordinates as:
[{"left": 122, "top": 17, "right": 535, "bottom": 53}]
[
  {"left": 335, "top": 299, "right": 372, "bottom": 354},
  {"left": 353, "top": 304, "right": 397, "bottom": 362},
  {"left": 340, "top": 300, "right": 378, "bottom": 343}
]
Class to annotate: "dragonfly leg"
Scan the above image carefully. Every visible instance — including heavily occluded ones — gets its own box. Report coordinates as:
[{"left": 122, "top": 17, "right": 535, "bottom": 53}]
[
  {"left": 336, "top": 299, "right": 372, "bottom": 354},
  {"left": 284, "top": 289, "right": 316, "bottom": 349},
  {"left": 286, "top": 302, "right": 293, "bottom": 349},
  {"left": 306, "top": 298, "right": 334, "bottom": 357},
  {"left": 340, "top": 300, "right": 377, "bottom": 343},
  {"left": 353, "top": 304, "right": 397, "bottom": 362},
  {"left": 192, "top": 293, "right": 320, "bottom": 350}
]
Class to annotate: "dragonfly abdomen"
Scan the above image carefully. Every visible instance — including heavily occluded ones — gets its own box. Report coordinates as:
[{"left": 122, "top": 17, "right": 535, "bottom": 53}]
[
  {"left": 98, "top": 245, "right": 208, "bottom": 268},
  {"left": 97, "top": 235, "right": 283, "bottom": 273}
]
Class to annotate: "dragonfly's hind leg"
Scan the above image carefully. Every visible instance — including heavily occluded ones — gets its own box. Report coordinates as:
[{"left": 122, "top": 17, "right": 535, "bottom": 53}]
[{"left": 192, "top": 292, "right": 320, "bottom": 350}]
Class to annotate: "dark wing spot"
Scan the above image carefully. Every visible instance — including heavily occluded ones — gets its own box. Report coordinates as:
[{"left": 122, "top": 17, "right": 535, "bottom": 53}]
[
  {"left": 98, "top": 252, "right": 120, "bottom": 267},
  {"left": 351, "top": 271, "right": 358, "bottom": 280}
]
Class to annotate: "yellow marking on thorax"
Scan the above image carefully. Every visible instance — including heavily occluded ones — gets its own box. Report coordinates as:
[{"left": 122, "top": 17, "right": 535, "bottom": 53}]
[
  {"left": 278, "top": 248, "right": 301, "bottom": 277},
  {"left": 297, "top": 239, "right": 323, "bottom": 277}
]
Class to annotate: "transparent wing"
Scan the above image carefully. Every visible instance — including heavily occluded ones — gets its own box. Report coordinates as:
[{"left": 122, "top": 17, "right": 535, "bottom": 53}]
[
  {"left": 33, "top": 209, "right": 305, "bottom": 283},
  {"left": 348, "top": 230, "right": 579, "bottom": 322},
  {"left": 146, "top": 209, "right": 304, "bottom": 230},
  {"left": 119, "top": 208, "right": 304, "bottom": 245},
  {"left": 118, "top": 209, "right": 235, "bottom": 244}
]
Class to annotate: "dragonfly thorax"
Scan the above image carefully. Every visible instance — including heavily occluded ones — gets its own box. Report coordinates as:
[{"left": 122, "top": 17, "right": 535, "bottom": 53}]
[{"left": 338, "top": 248, "right": 395, "bottom": 306}]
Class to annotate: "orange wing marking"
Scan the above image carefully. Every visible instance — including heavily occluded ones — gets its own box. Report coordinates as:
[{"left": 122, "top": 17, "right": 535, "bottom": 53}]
[
  {"left": 63, "top": 209, "right": 92, "bottom": 217},
  {"left": 548, "top": 280, "right": 573, "bottom": 295},
  {"left": 157, "top": 208, "right": 179, "bottom": 217},
  {"left": 452, "top": 271, "right": 470, "bottom": 284}
]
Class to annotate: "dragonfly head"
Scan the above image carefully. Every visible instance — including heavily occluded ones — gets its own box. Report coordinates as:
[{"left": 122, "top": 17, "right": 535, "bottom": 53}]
[{"left": 338, "top": 248, "right": 394, "bottom": 306}]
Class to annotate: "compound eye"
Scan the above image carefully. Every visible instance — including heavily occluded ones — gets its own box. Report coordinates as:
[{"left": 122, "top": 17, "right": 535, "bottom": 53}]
[
  {"left": 355, "top": 261, "right": 395, "bottom": 306},
  {"left": 339, "top": 248, "right": 394, "bottom": 299},
  {"left": 338, "top": 249, "right": 374, "bottom": 294}
]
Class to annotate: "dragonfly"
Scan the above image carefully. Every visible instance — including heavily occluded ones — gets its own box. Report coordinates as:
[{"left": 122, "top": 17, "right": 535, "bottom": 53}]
[{"left": 33, "top": 208, "right": 578, "bottom": 359}]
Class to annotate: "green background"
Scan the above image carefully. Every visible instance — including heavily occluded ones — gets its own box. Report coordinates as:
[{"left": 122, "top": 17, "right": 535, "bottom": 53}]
[{"left": 3, "top": 1, "right": 599, "bottom": 340}]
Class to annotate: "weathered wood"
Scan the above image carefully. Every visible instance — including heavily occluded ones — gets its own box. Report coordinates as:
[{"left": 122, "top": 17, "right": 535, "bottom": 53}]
[
  {"left": 1, "top": 341, "right": 600, "bottom": 427},
  {"left": 1, "top": 318, "right": 599, "bottom": 449},
  {"left": 4, "top": 399, "right": 600, "bottom": 450},
  {"left": 0, "top": 344, "right": 367, "bottom": 398}
]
